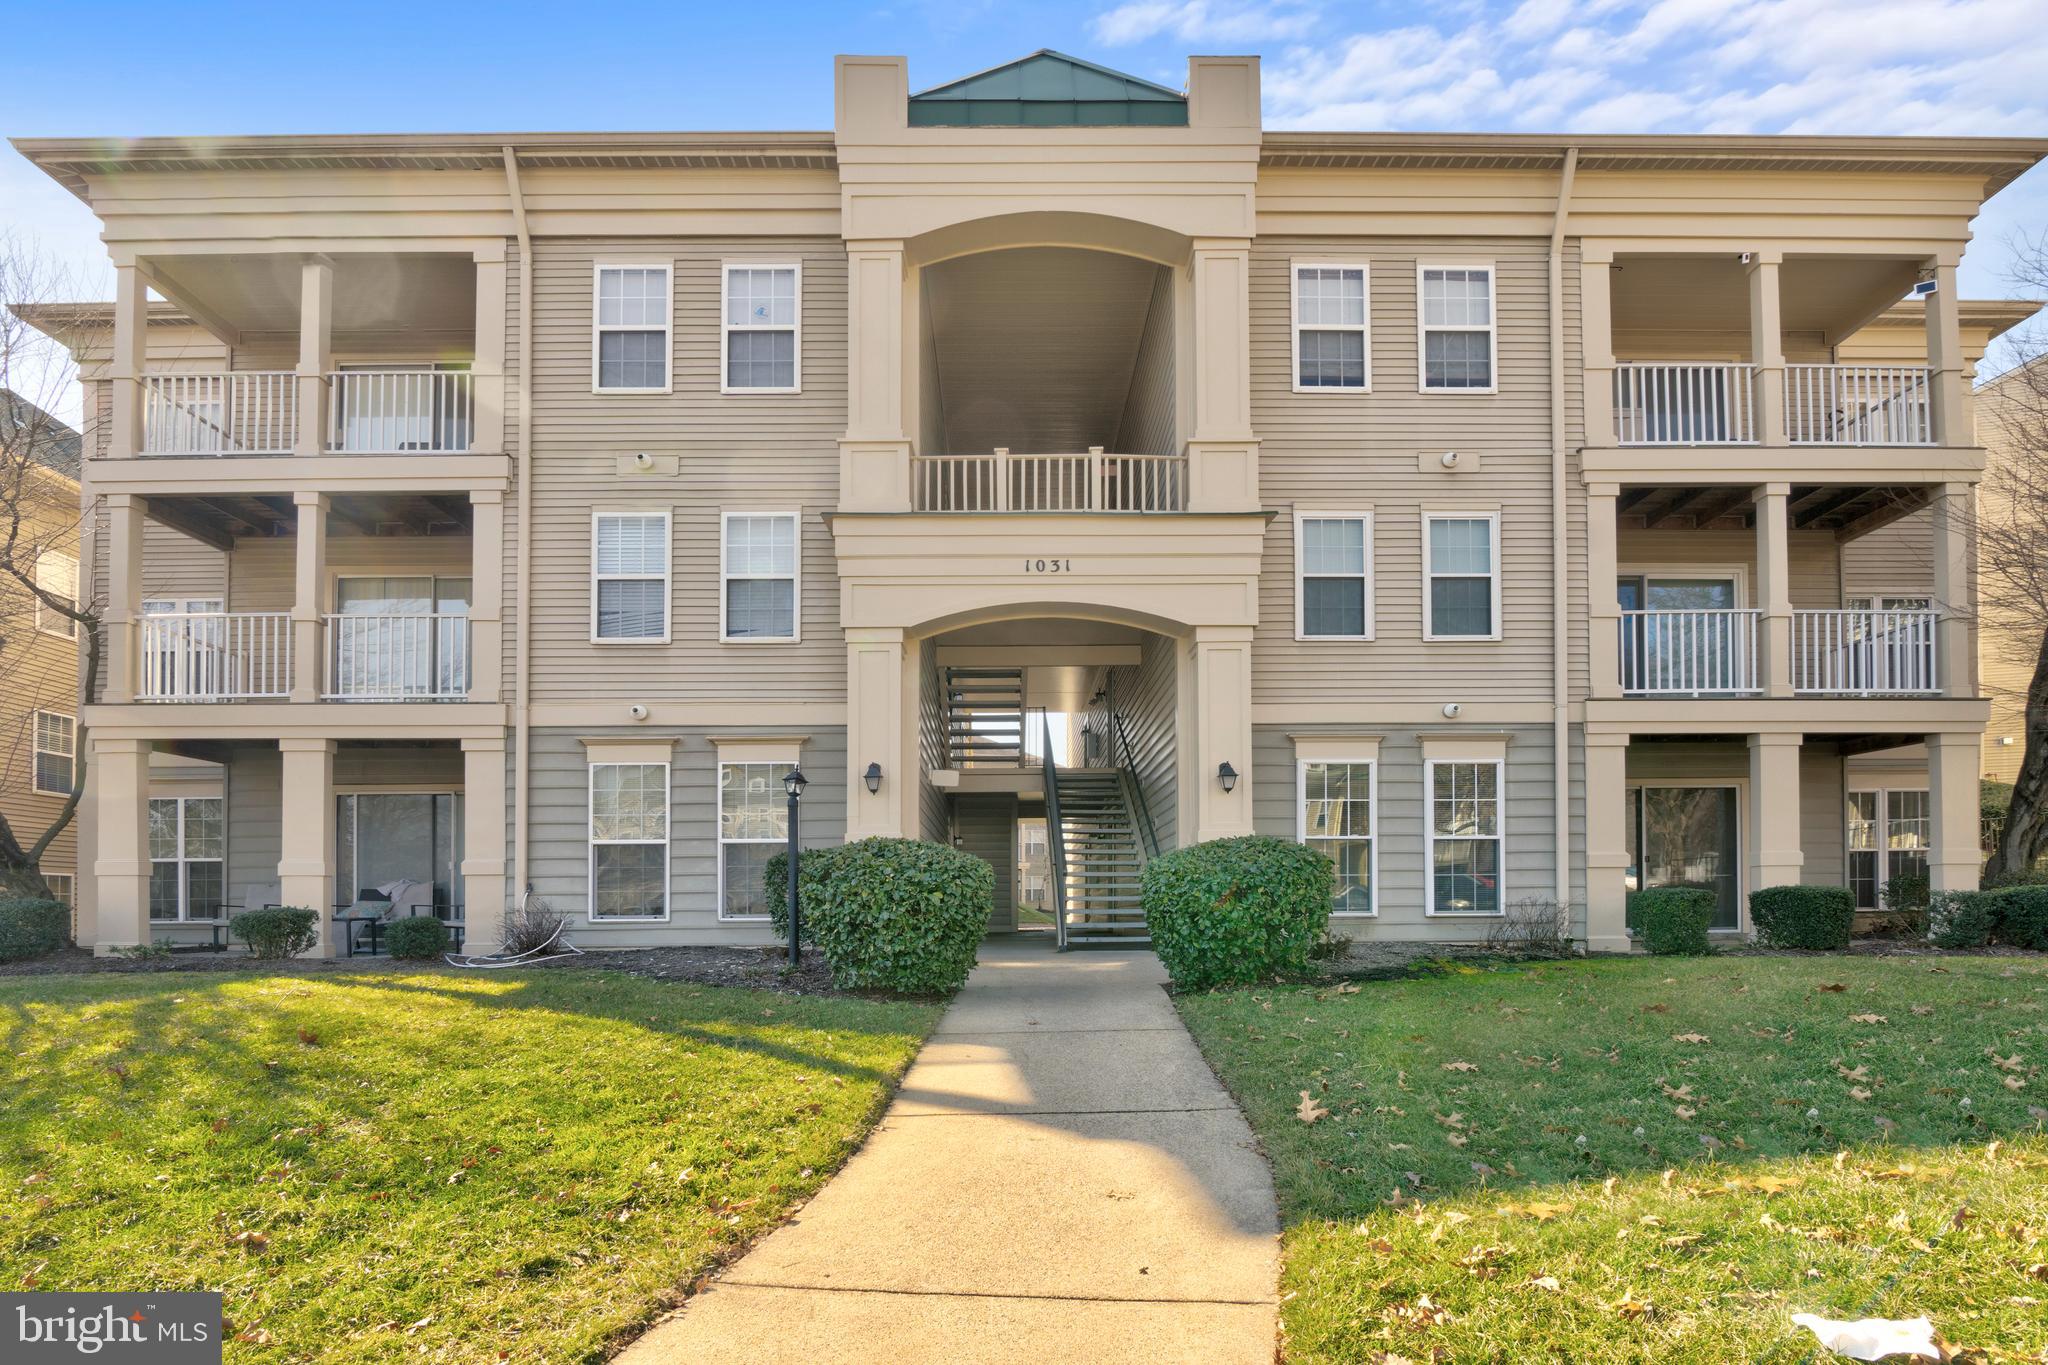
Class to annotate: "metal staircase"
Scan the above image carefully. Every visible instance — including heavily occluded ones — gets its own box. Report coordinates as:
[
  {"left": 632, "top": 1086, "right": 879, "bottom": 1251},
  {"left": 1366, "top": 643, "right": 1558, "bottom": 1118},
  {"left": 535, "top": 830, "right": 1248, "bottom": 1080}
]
[
  {"left": 1052, "top": 767, "right": 1150, "bottom": 948},
  {"left": 944, "top": 667, "right": 1025, "bottom": 767}
]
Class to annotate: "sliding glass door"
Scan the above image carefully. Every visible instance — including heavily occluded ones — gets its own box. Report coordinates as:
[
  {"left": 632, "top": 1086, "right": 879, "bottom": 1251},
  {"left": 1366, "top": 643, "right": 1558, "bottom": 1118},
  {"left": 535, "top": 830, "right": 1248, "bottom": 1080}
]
[
  {"left": 1627, "top": 785, "right": 1742, "bottom": 931},
  {"left": 335, "top": 792, "right": 465, "bottom": 917}
]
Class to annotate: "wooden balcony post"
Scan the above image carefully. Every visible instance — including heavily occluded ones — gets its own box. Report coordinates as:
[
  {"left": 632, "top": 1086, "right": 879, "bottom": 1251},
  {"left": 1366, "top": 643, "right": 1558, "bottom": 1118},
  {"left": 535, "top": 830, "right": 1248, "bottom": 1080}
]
[
  {"left": 1746, "top": 252, "right": 1786, "bottom": 443},
  {"left": 1588, "top": 483, "right": 1621, "bottom": 698},
  {"left": 277, "top": 737, "right": 338, "bottom": 954},
  {"left": 90, "top": 737, "right": 153, "bottom": 954},
  {"left": 290, "top": 491, "right": 327, "bottom": 702},
  {"left": 1583, "top": 731, "right": 1631, "bottom": 951},
  {"left": 471, "top": 244, "right": 507, "bottom": 454},
  {"left": 296, "top": 256, "right": 334, "bottom": 458},
  {"left": 1753, "top": 482, "right": 1794, "bottom": 697},
  {"left": 1746, "top": 732, "right": 1804, "bottom": 898},
  {"left": 460, "top": 737, "right": 508, "bottom": 954},
  {"left": 1931, "top": 481, "right": 1972, "bottom": 695},
  {"left": 108, "top": 262, "right": 148, "bottom": 458},
  {"left": 1089, "top": 446, "right": 1105, "bottom": 511},
  {"left": 103, "top": 493, "right": 146, "bottom": 704},
  {"left": 468, "top": 489, "right": 503, "bottom": 702},
  {"left": 1580, "top": 248, "right": 1616, "bottom": 447},
  {"left": 1924, "top": 259, "right": 1966, "bottom": 445},
  {"left": 1927, "top": 730, "right": 1982, "bottom": 892},
  {"left": 993, "top": 448, "right": 1010, "bottom": 513}
]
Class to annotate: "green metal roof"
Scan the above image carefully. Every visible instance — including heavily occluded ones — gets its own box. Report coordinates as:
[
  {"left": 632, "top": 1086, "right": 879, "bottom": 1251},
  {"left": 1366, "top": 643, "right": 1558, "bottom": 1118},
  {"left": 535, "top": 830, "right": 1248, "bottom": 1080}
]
[{"left": 909, "top": 50, "right": 1188, "bottom": 127}]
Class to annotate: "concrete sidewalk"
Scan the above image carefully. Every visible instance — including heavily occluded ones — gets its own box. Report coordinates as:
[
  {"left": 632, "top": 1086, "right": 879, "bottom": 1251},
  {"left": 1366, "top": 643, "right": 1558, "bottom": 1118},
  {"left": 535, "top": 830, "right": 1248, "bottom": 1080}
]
[{"left": 621, "top": 937, "right": 1280, "bottom": 1364}]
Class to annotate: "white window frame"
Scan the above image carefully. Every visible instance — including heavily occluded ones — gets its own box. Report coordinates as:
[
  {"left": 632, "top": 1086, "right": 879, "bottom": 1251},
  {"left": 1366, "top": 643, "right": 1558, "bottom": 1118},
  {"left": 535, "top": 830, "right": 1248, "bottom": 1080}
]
[
  {"left": 43, "top": 873, "right": 74, "bottom": 908},
  {"left": 1847, "top": 785, "right": 1931, "bottom": 911},
  {"left": 1424, "top": 754, "right": 1506, "bottom": 917},
  {"left": 720, "top": 262, "right": 803, "bottom": 395},
  {"left": 1416, "top": 262, "right": 1498, "bottom": 395},
  {"left": 591, "top": 262, "right": 673, "bottom": 395},
  {"left": 1422, "top": 511, "right": 1503, "bottom": 642},
  {"left": 1294, "top": 510, "right": 1374, "bottom": 641},
  {"left": 1295, "top": 742, "right": 1379, "bottom": 917},
  {"left": 587, "top": 760, "right": 671, "bottom": 922},
  {"left": 719, "top": 509, "right": 802, "bottom": 644},
  {"left": 590, "top": 510, "right": 671, "bottom": 645},
  {"left": 36, "top": 550, "right": 78, "bottom": 639},
  {"left": 1290, "top": 261, "right": 1370, "bottom": 393},
  {"left": 715, "top": 753, "right": 797, "bottom": 922},
  {"left": 31, "top": 710, "right": 75, "bottom": 796},
  {"left": 148, "top": 795, "right": 226, "bottom": 923}
]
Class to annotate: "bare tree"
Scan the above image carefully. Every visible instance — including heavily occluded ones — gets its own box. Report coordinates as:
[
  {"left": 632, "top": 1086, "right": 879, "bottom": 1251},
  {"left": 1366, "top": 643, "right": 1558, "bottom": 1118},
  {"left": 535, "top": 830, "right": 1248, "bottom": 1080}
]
[
  {"left": 1976, "top": 229, "right": 2048, "bottom": 879},
  {"left": 0, "top": 236, "right": 104, "bottom": 900}
]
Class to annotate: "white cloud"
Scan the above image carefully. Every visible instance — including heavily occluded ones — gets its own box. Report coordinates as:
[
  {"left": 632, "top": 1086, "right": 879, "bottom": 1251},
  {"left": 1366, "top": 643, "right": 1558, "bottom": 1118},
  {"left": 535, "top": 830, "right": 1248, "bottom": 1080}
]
[{"left": 1092, "top": 0, "right": 1321, "bottom": 46}]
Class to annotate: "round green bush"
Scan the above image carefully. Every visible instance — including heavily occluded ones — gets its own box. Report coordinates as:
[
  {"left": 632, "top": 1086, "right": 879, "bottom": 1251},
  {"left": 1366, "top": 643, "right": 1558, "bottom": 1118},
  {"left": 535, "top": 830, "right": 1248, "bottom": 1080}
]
[
  {"left": 1141, "top": 836, "right": 1334, "bottom": 989},
  {"left": 229, "top": 906, "right": 321, "bottom": 960},
  {"left": 1630, "top": 887, "right": 1715, "bottom": 956},
  {"left": 0, "top": 898, "right": 70, "bottom": 962},
  {"left": 763, "top": 845, "right": 843, "bottom": 945},
  {"left": 384, "top": 915, "right": 451, "bottom": 960},
  {"left": 1749, "top": 884, "right": 1855, "bottom": 950},
  {"left": 1928, "top": 890, "right": 1997, "bottom": 948},
  {"left": 801, "top": 838, "right": 990, "bottom": 994},
  {"left": 1991, "top": 884, "right": 2048, "bottom": 950}
]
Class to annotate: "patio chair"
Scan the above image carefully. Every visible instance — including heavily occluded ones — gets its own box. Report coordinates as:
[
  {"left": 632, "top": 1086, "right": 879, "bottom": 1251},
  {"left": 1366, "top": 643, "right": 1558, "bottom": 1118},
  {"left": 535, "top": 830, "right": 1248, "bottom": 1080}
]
[{"left": 213, "top": 882, "right": 282, "bottom": 951}]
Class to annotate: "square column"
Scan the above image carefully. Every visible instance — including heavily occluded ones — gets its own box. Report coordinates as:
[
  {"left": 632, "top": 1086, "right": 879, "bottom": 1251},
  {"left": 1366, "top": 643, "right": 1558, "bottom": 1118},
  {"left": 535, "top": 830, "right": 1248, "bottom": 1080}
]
[
  {"left": 90, "top": 738, "right": 152, "bottom": 954},
  {"left": 1191, "top": 626, "right": 1255, "bottom": 841},
  {"left": 838, "top": 241, "right": 913, "bottom": 512},
  {"left": 296, "top": 256, "right": 334, "bottom": 458},
  {"left": 1931, "top": 482, "right": 1972, "bottom": 696},
  {"left": 1928, "top": 731, "right": 1981, "bottom": 892},
  {"left": 108, "top": 261, "right": 148, "bottom": 458},
  {"left": 290, "top": 491, "right": 328, "bottom": 702},
  {"left": 1583, "top": 732, "right": 1632, "bottom": 952},
  {"left": 845, "top": 627, "right": 910, "bottom": 839},
  {"left": 1588, "top": 483, "right": 1620, "bottom": 698},
  {"left": 1580, "top": 249, "right": 1616, "bottom": 447},
  {"left": 277, "top": 738, "right": 337, "bottom": 955},
  {"left": 1923, "top": 259, "right": 1966, "bottom": 444},
  {"left": 471, "top": 245, "right": 508, "bottom": 454},
  {"left": 103, "top": 494, "right": 146, "bottom": 703},
  {"left": 1753, "top": 482, "right": 1793, "bottom": 697},
  {"left": 468, "top": 490, "right": 503, "bottom": 702},
  {"left": 1187, "top": 240, "right": 1259, "bottom": 511},
  {"left": 461, "top": 738, "right": 508, "bottom": 954},
  {"left": 1746, "top": 733, "right": 1804, "bottom": 902},
  {"left": 1746, "top": 252, "right": 1785, "bottom": 442}
]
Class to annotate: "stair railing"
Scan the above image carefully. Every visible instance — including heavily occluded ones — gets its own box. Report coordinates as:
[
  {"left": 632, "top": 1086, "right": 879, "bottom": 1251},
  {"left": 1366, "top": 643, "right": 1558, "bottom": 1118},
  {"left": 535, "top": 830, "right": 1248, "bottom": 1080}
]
[
  {"left": 1041, "top": 710, "right": 1071, "bottom": 950},
  {"left": 1103, "top": 674, "right": 1161, "bottom": 861}
]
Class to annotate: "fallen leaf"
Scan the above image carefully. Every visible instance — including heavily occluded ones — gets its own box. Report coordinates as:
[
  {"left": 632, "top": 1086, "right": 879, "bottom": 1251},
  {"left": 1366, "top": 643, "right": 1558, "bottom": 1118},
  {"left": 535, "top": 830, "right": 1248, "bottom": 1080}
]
[
  {"left": 1850, "top": 1087, "right": 1874, "bottom": 1102},
  {"left": 228, "top": 1230, "right": 269, "bottom": 1253},
  {"left": 1672, "top": 1032, "right": 1711, "bottom": 1045},
  {"left": 1818, "top": 983, "right": 1848, "bottom": 993},
  {"left": 1910, "top": 1004, "right": 1935, "bottom": 1017},
  {"left": 1988, "top": 1051, "right": 2025, "bottom": 1073},
  {"left": 1613, "top": 1294, "right": 1653, "bottom": 1321},
  {"left": 2005, "top": 1076, "right": 2028, "bottom": 1092},
  {"left": 1296, "top": 1091, "right": 1329, "bottom": 1125},
  {"left": 1699, "top": 1134, "right": 1724, "bottom": 1151},
  {"left": 1527, "top": 1274, "right": 1562, "bottom": 1292},
  {"left": 1442, "top": 1061, "right": 1480, "bottom": 1073},
  {"left": 1834, "top": 1062, "right": 1871, "bottom": 1082},
  {"left": 1674, "top": 1105, "right": 1697, "bottom": 1120},
  {"left": 1524, "top": 1201, "right": 1571, "bottom": 1221},
  {"left": 1849, "top": 1013, "right": 1889, "bottom": 1025}
]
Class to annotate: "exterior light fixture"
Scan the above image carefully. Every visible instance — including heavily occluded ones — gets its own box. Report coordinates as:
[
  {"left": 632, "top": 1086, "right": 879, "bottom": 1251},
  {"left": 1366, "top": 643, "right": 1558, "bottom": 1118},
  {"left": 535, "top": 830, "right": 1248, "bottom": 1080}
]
[
  {"left": 1217, "top": 761, "right": 1239, "bottom": 794},
  {"left": 783, "top": 766, "right": 807, "bottom": 799},
  {"left": 864, "top": 762, "right": 883, "bottom": 794},
  {"left": 783, "top": 766, "right": 806, "bottom": 969}
]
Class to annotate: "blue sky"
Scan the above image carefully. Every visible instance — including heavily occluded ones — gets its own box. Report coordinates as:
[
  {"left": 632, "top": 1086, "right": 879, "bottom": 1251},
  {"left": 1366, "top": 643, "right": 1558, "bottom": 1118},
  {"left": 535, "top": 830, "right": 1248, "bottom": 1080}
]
[{"left": 3, "top": 0, "right": 2044, "bottom": 325}]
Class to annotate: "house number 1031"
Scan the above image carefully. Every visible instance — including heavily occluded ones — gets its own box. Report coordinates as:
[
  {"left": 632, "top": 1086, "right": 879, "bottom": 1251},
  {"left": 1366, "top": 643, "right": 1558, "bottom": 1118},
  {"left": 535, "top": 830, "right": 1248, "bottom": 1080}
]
[{"left": 1024, "top": 558, "right": 1072, "bottom": 573}]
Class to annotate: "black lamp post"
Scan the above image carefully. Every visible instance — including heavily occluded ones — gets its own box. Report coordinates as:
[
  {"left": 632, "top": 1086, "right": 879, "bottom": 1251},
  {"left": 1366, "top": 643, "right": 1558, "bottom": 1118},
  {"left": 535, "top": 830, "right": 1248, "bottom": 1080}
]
[{"left": 783, "top": 765, "right": 807, "bottom": 969}]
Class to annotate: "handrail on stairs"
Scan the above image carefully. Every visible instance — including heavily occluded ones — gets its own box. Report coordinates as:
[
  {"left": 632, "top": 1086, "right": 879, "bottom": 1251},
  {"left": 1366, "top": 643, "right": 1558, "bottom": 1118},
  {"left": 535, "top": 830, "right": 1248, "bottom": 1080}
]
[
  {"left": 1041, "top": 710, "right": 1070, "bottom": 950},
  {"left": 1104, "top": 674, "right": 1161, "bottom": 862}
]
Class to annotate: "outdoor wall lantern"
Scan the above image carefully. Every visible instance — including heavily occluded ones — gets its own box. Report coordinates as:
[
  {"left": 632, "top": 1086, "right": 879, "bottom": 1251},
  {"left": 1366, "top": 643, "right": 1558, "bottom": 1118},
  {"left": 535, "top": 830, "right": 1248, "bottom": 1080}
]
[
  {"left": 1217, "top": 761, "right": 1239, "bottom": 794},
  {"left": 863, "top": 762, "right": 883, "bottom": 795},
  {"left": 783, "top": 766, "right": 807, "bottom": 969}
]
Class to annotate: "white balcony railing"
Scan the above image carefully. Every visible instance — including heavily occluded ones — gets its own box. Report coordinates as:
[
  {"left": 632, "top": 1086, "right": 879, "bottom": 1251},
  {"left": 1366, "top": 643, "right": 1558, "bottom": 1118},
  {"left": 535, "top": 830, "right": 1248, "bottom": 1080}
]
[
  {"left": 138, "top": 612, "right": 293, "bottom": 700},
  {"left": 141, "top": 373, "right": 297, "bottom": 454},
  {"left": 912, "top": 448, "right": 1187, "bottom": 512},
  {"left": 1619, "top": 609, "right": 1760, "bottom": 694},
  {"left": 326, "top": 371, "right": 473, "bottom": 453},
  {"left": 1613, "top": 364, "right": 1757, "bottom": 445},
  {"left": 1786, "top": 365, "right": 1933, "bottom": 445},
  {"left": 324, "top": 614, "right": 470, "bottom": 700},
  {"left": 1794, "top": 609, "right": 1939, "bottom": 696}
]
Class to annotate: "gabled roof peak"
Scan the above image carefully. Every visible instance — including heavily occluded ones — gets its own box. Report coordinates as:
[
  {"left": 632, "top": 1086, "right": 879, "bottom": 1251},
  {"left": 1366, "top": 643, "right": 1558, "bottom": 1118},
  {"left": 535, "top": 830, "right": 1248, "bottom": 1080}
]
[{"left": 909, "top": 50, "right": 1188, "bottom": 127}]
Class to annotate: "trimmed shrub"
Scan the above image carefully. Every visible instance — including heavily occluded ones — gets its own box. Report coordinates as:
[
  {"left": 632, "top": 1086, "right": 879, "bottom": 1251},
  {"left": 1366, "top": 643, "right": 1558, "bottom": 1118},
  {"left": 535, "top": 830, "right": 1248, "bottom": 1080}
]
[
  {"left": 0, "top": 898, "right": 70, "bottom": 962},
  {"left": 1881, "top": 872, "right": 1930, "bottom": 916},
  {"left": 763, "top": 845, "right": 843, "bottom": 945},
  {"left": 1928, "top": 890, "right": 1998, "bottom": 948},
  {"left": 230, "top": 906, "right": 320, "bottom": 960},
  {"left": 1630, "top": 887, "right": 1716, "bottom": 956},
  {"left": 1142, "top": 836, "right": 1334, "bottom": 989},
  {"left": 1992, "top": 884, "right": 2048, "bottom": 950},
  {"left": 1749, "top": 884, "right": 1855, "bottom": 950},
  {"left": 801, "top": 838, "right": 990, "bottom": 994},
  {"left": 384, "top": 916, "right": 451, "bottom": 961}
]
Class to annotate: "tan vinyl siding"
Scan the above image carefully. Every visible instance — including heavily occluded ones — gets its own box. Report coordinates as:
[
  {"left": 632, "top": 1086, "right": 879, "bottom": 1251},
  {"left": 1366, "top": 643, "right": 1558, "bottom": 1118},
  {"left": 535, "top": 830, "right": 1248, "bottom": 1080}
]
[
  {"left": 0, "top": 470, "right": 84, "bottom": 887},
  {"left": 917, "top": 638, "right": 948, "bottom": 841},
  {"left": 1841, "top": 509, "right": 1938, "bottom": 604},
  {"left": 525, "top": 725, "right": 845, "bottom": 946},
  {"left": 953, "top": 793, "right": 1018, "bottom": 931},
  {"left": 1104, "top": 632, "right": 1178, "bottom": 853},
  {"left": 1114, "top": 266, "right": 1177, "bottom": 457},
  {"left": 1618, "top": 527, "right": 1844, "bottom": 609},
  {"left": 225, "top": 534, "right": 475, "bottom": 611},
  {"left": 1250, "top": 239, "right": 1572, "bottom": 703},
  {"left": 526, "top": 238, "right": 846, "bottom": 703}
]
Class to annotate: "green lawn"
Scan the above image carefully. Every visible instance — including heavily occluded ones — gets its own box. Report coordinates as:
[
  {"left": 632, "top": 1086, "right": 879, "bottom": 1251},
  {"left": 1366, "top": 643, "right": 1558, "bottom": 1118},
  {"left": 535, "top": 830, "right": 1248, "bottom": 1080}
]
[
  {"left": 1178, "top": 955, "right": 2048, "bottom": 1363},
  {"left": 0, "top": 969, "right": 938, "bottom": 1363}
]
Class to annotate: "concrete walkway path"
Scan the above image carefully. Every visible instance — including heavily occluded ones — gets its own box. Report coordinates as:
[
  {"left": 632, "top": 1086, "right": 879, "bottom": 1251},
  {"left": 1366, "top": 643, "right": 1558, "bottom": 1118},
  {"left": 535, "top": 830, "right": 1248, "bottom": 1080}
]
[{"left": 621, "top": 937, "right": 1280, "bottom": 1364}]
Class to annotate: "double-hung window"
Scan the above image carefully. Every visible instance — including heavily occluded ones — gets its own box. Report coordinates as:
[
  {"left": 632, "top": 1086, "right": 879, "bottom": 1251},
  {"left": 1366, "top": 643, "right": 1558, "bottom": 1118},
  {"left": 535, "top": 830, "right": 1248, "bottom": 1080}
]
[
  {"left": 722, "top": 264, "right": 800, "bottom": 393},
  {"left": 1299, "top": 753, "right": 1375, "bottom": 914},
  {"left": 720, "top": 512, "right": 799, "bottom": 641},
  {"left": 32, "top": 711, "right": 74, "bottom": 795},
  {"left": 1424, "top": 513, "right": 1500, "bottom": 640},
  {"left": 593, "top": 264, "right": 671, "bottom": 392},
  {"left": 718, "top": 762, "right": 788, "bottom": 919},
  {"left": 592, "top": 512, "right": 670, "bottom": 642},
  {"left": 1295, "top": 513, "right": 1372, "bottom": 639},
  {"left": 1292, "top": 263, "right": 1368, "bottom": 390},
  {"left": 1427, "top": 758, "right": 1502, "bottom": 916},
  {"left": 1418, "top": 265, "right": 1495, "bottom": 392},
  {"left": 36, "top": 550, "right": 77, "bottom": 638},
  {"left": 589, "top": 762, "right": 669, "bottom": 919},
  {"left": 1847, "top": 787, "right": 1930, "bottom": 910},
  {"left": 149, "top": 796, "right": 224, "bottom": 921}
]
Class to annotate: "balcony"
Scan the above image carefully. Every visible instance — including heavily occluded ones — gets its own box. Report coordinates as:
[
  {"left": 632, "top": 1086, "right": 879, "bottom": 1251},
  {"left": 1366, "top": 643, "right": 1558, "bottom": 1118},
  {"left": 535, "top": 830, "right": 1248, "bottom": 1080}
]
[
  {"left": 1619, "top": 609, "right": 1760, "bottom": 694},
  {"left": 1785, "top": 366, "right": 1932, "bottom": 446},
  {"left": 1613, "top": 364, "right": 1757, "bottom": 446},
  {"left": 912, "top": 449, "right": 1187, "bottom": 513},
  {"left": 323, "top": 614, "right": 470, "bottom": 700},
  {"left": 1612, "top": 363, "right": 1934, "bottom": 447},
  {"left": 143, "top": 374, "right": 296, "bottom": 455},
  {"left": 326, "top": 371, "right": 474, "bottom": 454},
  {"left": 1792, "top": 608, "right": 1939, "bottom": 696},
  {"left": 138, "top": 612, "right": 293, "bottom": 700}
]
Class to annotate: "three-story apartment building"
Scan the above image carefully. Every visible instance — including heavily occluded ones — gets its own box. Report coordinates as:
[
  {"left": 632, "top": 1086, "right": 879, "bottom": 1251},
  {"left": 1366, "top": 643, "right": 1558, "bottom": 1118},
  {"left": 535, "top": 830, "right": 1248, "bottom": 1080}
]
[{"left": 17, "top": 51, "right": 2047, "bottom": 956}]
